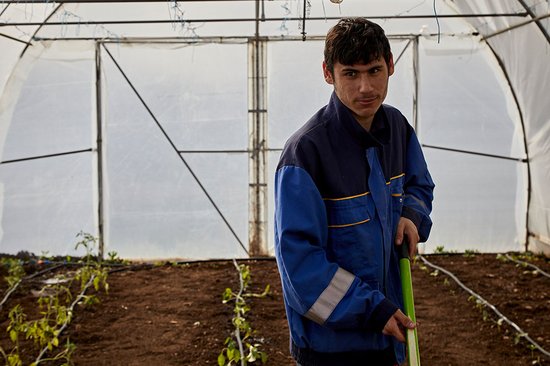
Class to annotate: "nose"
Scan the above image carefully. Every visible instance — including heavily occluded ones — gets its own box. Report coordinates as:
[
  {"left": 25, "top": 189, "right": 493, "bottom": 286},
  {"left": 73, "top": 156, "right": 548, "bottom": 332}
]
[{"left": 358, "top": 74, "right": 374, "bottom": 93}]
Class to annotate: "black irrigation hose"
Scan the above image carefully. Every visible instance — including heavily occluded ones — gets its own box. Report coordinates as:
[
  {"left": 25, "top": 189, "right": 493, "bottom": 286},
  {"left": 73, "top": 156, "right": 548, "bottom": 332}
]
[
  {"left": 2, "top": 257, "right": 275, "bottom": 301},
  {"left": 2, "top": 257, "right": 274, "bottom": 310},
  {"left": 503, "top": 254, "right": 550, "bottom": 279},
  {"left": 0, "top": 260, "right": 140, "bottom": 310},
  {"left": 0, "top": 262, "right": 107, "bottom": 362},
  {"left": 418, "top": 255, "right": 550, "bottom": 359},
  {"left": 0, "top": 263, "right": 66, "bottom": 310}
]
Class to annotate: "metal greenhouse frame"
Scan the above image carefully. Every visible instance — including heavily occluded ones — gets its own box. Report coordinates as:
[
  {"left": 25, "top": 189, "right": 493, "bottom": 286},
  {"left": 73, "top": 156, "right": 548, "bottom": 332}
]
[{"left": 0, "top": 0, "right": 549, "bottom": 259}]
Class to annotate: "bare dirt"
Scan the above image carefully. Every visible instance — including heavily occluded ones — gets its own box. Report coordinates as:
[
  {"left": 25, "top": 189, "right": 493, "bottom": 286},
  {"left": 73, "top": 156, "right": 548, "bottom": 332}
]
[{"left": 1, "top": 253, "right": 549, "bottom": 365}]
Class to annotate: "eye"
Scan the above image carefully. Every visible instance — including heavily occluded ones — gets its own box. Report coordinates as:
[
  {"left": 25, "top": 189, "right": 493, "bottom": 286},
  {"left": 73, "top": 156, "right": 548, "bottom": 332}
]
[
  {"left": 344, "top": 70, "right": 357, "bottom": 77},
  {"left": 370, "top": 67, "right": 382, "bottom": 74}
]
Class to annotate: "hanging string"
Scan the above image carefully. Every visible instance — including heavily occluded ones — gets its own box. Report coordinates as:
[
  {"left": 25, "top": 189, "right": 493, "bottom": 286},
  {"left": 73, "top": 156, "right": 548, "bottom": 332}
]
[
  {"left": 320, "top": 0, "right": 327, "bottom": 22},
  {"left": 58, "top": 10, "right": 87, "bottom": 38},
  {"left": 53, "top": 9, "right": 120, "bottom": 40},
  {"left": 168, "top": 0, "right": 186, "bottom": 32},
  {"left": 167, "top": 0, "right": 201, "bottom": 38},
  {"left": 279, "top": 1, "right": 291, "bottom": 35},
  {"left": 433, "top": 0, "right": 441, "bottom": 43}
]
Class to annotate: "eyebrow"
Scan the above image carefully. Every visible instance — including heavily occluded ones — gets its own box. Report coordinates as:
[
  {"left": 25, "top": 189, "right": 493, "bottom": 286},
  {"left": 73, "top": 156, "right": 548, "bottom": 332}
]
[
  {"left": 340, "top": 66, "right": 359, "bottom": 72},
  {"left": 340, "top": 63, "right": 382, "bottom": 73}
]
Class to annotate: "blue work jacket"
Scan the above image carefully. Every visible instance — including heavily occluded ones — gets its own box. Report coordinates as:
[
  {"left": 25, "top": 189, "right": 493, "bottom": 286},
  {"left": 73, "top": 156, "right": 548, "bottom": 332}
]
[{"left": 274, "top": 92, "right": 434, "bottom": 365}]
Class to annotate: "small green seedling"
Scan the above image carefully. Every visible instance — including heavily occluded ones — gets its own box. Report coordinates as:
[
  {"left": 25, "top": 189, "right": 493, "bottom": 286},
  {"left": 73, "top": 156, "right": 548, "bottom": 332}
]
[{"left": 219, "top": 263, "right": 269, "bottom": 366}]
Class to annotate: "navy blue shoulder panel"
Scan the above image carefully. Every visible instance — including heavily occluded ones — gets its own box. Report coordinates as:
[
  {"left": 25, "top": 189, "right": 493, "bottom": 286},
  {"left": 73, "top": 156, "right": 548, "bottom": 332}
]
[{"left": 277, "top": 101, "right": 413, "bottom": 199}]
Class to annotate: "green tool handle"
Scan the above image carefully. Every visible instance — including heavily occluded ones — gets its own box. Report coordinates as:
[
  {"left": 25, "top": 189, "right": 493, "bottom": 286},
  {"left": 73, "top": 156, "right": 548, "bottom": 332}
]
[{"left": 399, "top": 241, "right": 421, "bottom": 366}]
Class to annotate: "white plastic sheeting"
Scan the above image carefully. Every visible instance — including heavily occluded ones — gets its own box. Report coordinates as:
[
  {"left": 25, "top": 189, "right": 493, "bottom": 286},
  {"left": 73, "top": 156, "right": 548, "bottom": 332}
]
[
  {"left": 450, "top": 0, "right": 550, "bottom": 254},
  {"left": 0, "top": 0, "right": 547, "bottom": 258}
]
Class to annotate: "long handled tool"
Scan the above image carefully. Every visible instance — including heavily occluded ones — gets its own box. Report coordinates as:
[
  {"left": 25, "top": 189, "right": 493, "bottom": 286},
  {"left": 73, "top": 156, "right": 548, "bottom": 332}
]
[{"left": 399, "top": 241, "right": 421, "bottom": 366}]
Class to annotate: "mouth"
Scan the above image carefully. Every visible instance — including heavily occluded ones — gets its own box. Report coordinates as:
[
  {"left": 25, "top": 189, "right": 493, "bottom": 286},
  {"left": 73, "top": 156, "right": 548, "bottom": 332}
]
[{"left": 357, "top": 97, "right": 378, "bottom": 106}]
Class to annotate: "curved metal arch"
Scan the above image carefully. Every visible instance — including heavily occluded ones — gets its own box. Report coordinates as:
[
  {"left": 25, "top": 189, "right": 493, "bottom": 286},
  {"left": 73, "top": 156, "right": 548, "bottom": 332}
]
[
  {"left": 517, "top": 0, "right": 550, "bottom": 44},
  {"left": 483, "top": 40, "right": 532, "bottom": 251},
  {"left": 19, "top": 2, "right": 64, "bottom": 58}
]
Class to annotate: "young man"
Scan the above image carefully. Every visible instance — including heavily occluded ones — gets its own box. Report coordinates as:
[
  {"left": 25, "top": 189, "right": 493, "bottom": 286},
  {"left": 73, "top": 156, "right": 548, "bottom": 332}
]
[{"left": 274, "top": 18, "right": 434, "bottom": 366}]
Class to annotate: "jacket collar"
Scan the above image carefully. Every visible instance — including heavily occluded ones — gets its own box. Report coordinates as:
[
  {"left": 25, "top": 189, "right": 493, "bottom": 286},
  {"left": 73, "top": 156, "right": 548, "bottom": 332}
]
[{"left": 326, "top": 92, "right": 390, "bottom": 148}]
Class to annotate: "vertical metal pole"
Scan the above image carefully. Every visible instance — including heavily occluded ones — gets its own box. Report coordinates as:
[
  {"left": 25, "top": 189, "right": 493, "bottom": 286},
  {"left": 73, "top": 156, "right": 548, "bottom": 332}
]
[
  {"left": 95, "top": 42, "right": 105, "bottom": 259},
  {"left": 412, "top": 36, "right": 420, "bottom": 132},
  {"left": 248, "top": 0, "right": 268, "bottom": 256}
]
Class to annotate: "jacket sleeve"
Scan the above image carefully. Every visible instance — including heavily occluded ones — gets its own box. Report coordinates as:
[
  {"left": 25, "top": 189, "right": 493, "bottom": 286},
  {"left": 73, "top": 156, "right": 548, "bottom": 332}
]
[
  {"left": 401, "top": 129, "right": 435, "bottom": 242},
  {"left": 274, "top": 164, "right": 398, "bottom": 330}
]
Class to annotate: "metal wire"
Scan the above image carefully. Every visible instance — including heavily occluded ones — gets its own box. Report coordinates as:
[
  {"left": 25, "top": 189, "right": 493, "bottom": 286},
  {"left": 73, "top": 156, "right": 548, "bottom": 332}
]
[
  {"left": 1, "top": 13, "right": 529, "bottom": 27},
  {"left": 100, "top": 43, "right": 249, "bottom": 256},
  {"left": 421, "top": 144, "right": 528, "bottom": 163},
  {"left": 0, "top": 148, "right": 93, "bottom": 165}
]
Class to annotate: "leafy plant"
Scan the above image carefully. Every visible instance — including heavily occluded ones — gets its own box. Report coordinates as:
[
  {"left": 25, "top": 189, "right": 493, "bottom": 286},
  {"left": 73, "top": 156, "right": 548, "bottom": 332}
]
[
  {"left": 433, "top": 246, "right": 458, "bottom": 254},
  {"left": 0, "top": 232, "right": 109, "bottom": 365},
  {"left": 218, "top": 262, "right": 269, "bottom": 366},
  {"left": 35, "top": 339, "right": 75, "bottom": 366},
  {"left": 0, "top": 305, "right": 26, "bottom": 366},
  {"left": 74, "top": 231, "right": 109, "bottom": 298},
  {"left": 463, "top": 249, "right": 479, "bottom": 257},
  {"left": 1, "top": 258, "right": 25, "bottom": 290},
  {"left": 496, "top": 253, "right": 507, "bottom": 262},
  {"left": 106, "top": 250, "right": 129, "bottom": 265}
]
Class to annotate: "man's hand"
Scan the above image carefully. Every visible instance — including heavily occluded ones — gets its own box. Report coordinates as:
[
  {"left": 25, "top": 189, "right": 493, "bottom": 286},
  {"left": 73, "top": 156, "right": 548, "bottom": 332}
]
[
  {"left": 382, "top": 309, "right": 416, "bottom": 343},
  {"left": 395, "top": 217, "right": 419, "bottom": 258}
]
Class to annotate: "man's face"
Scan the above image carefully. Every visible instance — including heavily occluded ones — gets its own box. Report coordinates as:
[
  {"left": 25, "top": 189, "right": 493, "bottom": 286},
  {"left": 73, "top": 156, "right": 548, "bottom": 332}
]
[{"left": 323, "top": 55, "right": 394, "bottom": 130}]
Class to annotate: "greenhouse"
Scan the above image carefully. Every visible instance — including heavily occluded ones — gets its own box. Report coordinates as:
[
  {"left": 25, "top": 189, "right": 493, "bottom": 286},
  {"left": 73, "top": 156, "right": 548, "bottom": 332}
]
[
  {"left": 1, "top": 0, "right": 549, "bottom": 259},
  {"left": 0, "top": 1, "right": 549, "bottom": 365}
]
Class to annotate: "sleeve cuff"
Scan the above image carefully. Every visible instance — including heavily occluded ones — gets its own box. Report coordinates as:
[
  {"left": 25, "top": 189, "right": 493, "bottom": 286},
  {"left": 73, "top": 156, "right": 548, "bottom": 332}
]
[
  {"left": 401, "top": 206, "right": 422, "bottom": 229},
  {"left": 402, "top": 205, "right": 432, "bottom": 242},
  {"left": 367, "top": 298, "right": 399, "bottom": 332}
]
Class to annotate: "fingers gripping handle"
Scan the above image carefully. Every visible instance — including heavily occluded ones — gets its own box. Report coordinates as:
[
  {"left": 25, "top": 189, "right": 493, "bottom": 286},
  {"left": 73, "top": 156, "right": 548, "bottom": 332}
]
[{"left": 399, "top": 240, "right": 411, "bottom": 260}]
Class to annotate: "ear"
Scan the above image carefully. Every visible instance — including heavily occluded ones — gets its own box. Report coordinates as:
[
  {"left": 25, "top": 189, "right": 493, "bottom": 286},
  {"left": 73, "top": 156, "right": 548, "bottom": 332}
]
[
  {"left": 322, "top": 61, "right": 334, "bottom": 85},
  {"left": 388, "top": 53, "right": 395, "bottom": 76}
]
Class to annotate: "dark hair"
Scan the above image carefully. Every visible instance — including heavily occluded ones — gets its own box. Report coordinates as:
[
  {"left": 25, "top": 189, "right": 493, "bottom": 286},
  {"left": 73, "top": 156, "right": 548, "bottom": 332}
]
[{"left": 324, "top": 18, "right": 391, "bottom": 73}]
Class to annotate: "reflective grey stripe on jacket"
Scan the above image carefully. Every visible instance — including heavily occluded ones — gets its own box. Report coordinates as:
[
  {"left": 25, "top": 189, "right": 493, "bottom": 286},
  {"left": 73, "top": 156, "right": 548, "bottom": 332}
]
[{"left": 304, "top": 267, "right": 355, "bottom": 324}]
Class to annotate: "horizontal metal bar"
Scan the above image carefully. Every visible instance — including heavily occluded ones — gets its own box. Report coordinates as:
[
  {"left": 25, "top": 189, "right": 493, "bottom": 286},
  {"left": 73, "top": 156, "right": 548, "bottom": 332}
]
[
  {"left": 178, "top": 149, "right": 249, "bottom": 154},
  {"left": 1, "top": 148, "right": 93, "bottom": 164},
  {"left": 178, "top": 148, "right": 283, "bottom": 154},
  {"left": 482, "top": 12, "right": 550, "bottom": 41},
  {"left": 0, "top": 13, "right": 528, "bottom": 27},
  {"left": 1, "top": 0, "right": 260, "bottom": 2},
  {"left": 0, "top": 32, "right": 33, "bottom": 45},
  {"left": 99, "top": 36, "right": 251, "bottom": 43},
  {"left": 28, "top": 32, "right": 474, "bottom": 42},
  {"left": 422, "top": 144, "right": 527, "bottom": 162}
]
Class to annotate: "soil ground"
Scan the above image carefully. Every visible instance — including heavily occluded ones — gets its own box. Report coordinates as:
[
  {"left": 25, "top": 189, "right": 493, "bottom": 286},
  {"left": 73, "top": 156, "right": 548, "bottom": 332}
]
[{"left": 1, "top": 253, "right": 549, "bottom": 365}]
